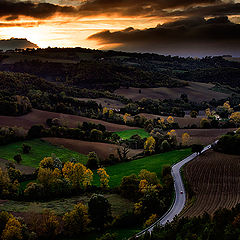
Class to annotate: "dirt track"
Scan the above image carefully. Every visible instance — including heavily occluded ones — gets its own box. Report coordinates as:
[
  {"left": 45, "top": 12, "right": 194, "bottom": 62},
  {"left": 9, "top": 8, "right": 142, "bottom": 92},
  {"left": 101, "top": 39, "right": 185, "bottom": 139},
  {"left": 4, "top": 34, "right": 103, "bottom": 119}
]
[
  {"left": 0, "top": 109, "right": 136, "bottom": 132},
  {"left": 182, "top": 150, "right": 240, "bottom": 217},
  {"left": 43, "top": 137, "right": 142, "bottom": 160}
]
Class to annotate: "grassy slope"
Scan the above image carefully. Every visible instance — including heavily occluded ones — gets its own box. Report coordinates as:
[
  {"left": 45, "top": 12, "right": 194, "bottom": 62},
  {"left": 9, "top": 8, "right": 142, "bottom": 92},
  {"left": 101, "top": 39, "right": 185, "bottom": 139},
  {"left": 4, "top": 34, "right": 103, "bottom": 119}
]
[
  {"left": 115, "top": 129, "right": 150, "bottom": 140},
  {"left": 93, "top": 148, "right": 192, "bottom": 187},
  {"left": 0, "top": 139, "right": 87, "bottom": 168}
]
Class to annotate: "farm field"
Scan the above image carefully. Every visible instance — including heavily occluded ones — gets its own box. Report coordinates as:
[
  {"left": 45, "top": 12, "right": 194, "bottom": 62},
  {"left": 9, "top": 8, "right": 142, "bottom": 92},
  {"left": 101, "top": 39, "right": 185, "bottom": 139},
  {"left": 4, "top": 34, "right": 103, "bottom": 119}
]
[
  {"left": 139, "top": 113, "right": 202, "bottom": 128},
  {"left": 0, "top": 139, "right": 87, "bottom": 168},
  {"left": 115, "top": 129, "right": 149, "bottom": 140},
  {"left": 175, "top": 128, "right": 235, "bottom": 145},
  {"left": 182, "top": 150, "right": 240, "bottom": 217},
  {"left": 114, "top": 82, "right": 230, "bottom": 102},
  {"left": 43, "top": 137, "right": 142, "bottom": 160},
  {"left": 0, "top": 193, "right": 134, "bottom": 217},
  {"left": 0, "top": 108, "right": 136, "bottom": 132},
  {"left": 93, "top": 148, "right": 192, "bottom": 188}
]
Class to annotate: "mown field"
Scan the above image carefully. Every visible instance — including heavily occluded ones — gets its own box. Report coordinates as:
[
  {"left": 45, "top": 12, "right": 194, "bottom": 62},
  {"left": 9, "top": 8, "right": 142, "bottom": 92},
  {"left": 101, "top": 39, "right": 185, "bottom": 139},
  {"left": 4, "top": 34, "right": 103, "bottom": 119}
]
[
  {"left": 93, "top": 148, "right": 192, "bottom": 188},
  {"left": 115, "top": 129, "right": 149, "bottom": 140},
  {"left": 0, "top": 139, "right": 87, "bottom": 168},
  {"left": 182, "top": 150, "right": 240, "bottom": 217},
  {"left": 0, "top": 108, "right": 136, "bottom": 132},
  {"left": 0, "top": 194, "right": 133, "bottom": 217}
]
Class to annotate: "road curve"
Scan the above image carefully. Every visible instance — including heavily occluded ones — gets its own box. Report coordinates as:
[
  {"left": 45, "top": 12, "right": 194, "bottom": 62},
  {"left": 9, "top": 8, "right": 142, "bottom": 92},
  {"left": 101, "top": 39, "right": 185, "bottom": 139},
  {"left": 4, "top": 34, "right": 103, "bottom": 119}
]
[{"left": 135, "top": 144, "right": 212, "bottom": 238}]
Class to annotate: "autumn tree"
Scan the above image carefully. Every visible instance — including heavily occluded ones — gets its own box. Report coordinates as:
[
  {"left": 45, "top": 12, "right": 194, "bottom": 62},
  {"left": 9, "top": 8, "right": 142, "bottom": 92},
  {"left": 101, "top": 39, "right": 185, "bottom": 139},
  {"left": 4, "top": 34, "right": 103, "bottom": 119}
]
[
  {"left": 166, "top": 116, "right": 174, "bottom": 124},
  {"left": 63, "top": 203, "right": 90, "bottom": 236},
  {"left": 97, "top": 168, "right": 110, "bottom": 189},
  {"left": 62, "top": 162, "right": 93, "bottom": 190},
  {"left": 123, "top": 113, "right": 131, "bottom": 124},
  {"left": 182, "top": 132, "right": 190, "bottom": 145},
  {"left": 230, "top": 112, "right": 240, "bottom": 124},
  {"left": 88, "top": 194, "right": 112, "bottom": 230},
  {"left": 39, "top": 157, "right": 54, "bottom": 170},
  {"left": 1, "top": 217, "right": 23, "bottom": 240},
  {"left": 144, "top": 136, "right": 156, "bottom": 155}
]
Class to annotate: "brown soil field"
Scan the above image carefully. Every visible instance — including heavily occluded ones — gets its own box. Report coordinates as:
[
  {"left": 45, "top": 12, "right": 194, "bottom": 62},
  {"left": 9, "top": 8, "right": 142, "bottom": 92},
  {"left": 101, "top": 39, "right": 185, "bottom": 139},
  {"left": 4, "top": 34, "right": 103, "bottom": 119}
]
[
  {"left": 42, "top": 137, "right": 142, "bottom": 160},
  {"left": 175, "top": 128, "right": 235, "bottom": 145},
  {"left": 182, "top": 150, "right": 240, "bottom": 217},
  {"left": 139, "top": 113, "right": 202, "bottom": 128},
  {"left": 0, "top": 158, "right": 35, "bottom": 174},
  {"left": 77, "top": 97, "right": 125, "bottom": 109},
  {"left": 115, "top": 82, "right": 230, "bottom": 102},
  {"left": 0, "top": 109, "right": 136, "bottom": 132}
]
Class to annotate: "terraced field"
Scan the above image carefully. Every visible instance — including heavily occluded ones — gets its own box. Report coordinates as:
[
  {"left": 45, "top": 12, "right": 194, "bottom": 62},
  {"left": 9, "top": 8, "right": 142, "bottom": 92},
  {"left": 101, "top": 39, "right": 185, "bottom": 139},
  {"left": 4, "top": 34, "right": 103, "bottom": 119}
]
[{"left": 182, "top": 150, "right": 240, "bottom": 217}]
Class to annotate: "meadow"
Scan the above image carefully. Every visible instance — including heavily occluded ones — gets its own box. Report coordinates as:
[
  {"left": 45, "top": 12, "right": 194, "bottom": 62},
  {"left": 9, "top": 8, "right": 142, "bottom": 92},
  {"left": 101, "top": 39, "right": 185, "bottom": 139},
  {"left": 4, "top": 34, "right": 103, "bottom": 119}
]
[
  {"left": 93, "top": 148, "right": 192, "bottom": 187},
  {"left": 115, "top": 129, "right": 150, "bottom": 140},
  {"left": 0, "top": 139, "right": 87, "bottom": 168}
]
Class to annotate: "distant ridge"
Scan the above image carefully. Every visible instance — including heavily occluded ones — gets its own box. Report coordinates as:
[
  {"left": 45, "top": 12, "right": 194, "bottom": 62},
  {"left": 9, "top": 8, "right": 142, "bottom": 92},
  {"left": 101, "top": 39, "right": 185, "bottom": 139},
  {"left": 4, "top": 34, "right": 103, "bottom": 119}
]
[{"left": 0, "top": 38, "right": 38, "bottom": 51}]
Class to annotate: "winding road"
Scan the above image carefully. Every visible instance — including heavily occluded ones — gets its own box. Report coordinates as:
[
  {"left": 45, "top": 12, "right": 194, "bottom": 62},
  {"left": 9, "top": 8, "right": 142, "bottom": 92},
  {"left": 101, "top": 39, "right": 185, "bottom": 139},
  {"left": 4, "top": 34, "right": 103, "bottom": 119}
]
[{"left": 135, "top": 144, "right": 213, "bottom": 238}]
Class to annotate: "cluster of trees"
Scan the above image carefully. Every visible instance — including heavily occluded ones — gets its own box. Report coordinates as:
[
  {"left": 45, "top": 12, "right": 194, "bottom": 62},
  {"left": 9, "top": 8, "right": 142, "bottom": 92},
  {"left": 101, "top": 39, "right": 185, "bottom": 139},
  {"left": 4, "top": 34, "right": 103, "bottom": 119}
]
[
  {"left": 214, "top": 130, "right": 240, "bottom": 155},
  {"left": 0, "top": 126, "right": 27, "bottom": 145},
  {"left": 119, "top": 168, "right": 174, "bottom": 226},
  {"left": 138, "top": 203, "right": 240, "bottom": 240},
  {"left": 0, "top": 193, "right": 113, "bottom": 240},
  {"left": 23, "top": 156, "right": 109, "bottom": 200},
  {"left": 0, "top": 95, "right": 32, "bottom": 116}
]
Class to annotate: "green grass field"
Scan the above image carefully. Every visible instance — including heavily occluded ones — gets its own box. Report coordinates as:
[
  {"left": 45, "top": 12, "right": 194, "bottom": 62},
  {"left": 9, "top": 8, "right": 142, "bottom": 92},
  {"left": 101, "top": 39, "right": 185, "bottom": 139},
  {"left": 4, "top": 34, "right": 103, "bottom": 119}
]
[
  {"left": 93, "top": 148, "right": 192, "bottom": 187},
  {"left": 115, "top": 129, "right": 150, "bottom": 140},
  {"left": 0, "top": 139, "right": 87, "bottom": 168}
]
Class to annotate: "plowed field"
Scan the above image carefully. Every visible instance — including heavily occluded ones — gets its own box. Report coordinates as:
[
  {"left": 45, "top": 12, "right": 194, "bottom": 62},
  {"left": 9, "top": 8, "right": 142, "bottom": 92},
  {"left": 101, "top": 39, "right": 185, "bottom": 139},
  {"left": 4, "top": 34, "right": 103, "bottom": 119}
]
[
  {"left": 182, "top": 150, "right": 240, "bottom": 217},
  {"left": 0, "top": 109, "right": 136, "bottom": 132}
]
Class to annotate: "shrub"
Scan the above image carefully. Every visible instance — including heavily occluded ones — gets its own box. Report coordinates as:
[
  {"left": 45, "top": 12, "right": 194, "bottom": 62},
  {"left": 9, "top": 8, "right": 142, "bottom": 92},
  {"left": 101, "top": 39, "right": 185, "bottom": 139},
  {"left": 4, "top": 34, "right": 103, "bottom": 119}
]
[
  {"left": 22, "top": 144, "right": 31, "bottom": 154},
  {"left": 13, "top": 154, "right": 22, "bottom": 164},
  {"left": 161, "top": 140, "right": 171, "bottom": 152},
  {"left": 86, "top": 152, "right": 99, "bottom": 170}
]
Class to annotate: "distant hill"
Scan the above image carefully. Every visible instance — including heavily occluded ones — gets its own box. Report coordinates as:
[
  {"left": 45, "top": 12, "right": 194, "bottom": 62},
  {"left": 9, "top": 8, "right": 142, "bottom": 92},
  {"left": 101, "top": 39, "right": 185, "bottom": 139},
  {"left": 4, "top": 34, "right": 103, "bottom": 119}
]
[{"left": 0, "top": 38, "right": 38, "bottom": 51}]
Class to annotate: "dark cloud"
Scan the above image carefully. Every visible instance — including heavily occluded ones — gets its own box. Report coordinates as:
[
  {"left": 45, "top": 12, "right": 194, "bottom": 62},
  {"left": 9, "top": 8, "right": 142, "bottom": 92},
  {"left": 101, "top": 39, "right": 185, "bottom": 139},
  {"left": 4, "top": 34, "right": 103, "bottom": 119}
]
[
  {"left": 0, "top": 0, "right": 236, "bottom": 19},
  {"left": 88, "top": 16, "right": 240, "bottom": 56},
  {"left": 0, "top": 0, "right": 76, "bottom": 19}
]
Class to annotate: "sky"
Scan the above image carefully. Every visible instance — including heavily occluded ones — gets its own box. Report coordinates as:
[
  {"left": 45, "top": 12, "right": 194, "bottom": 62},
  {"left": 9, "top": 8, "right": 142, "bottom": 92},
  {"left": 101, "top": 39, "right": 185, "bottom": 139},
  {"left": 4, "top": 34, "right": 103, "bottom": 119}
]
[{"left": 0, "top": 0, "right": 240, "bottom": 56}]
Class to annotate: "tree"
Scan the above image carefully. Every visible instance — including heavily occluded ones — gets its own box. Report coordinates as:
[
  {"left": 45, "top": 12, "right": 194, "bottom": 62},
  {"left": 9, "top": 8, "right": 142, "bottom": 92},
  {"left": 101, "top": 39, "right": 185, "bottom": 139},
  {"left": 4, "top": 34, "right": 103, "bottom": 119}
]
[
  {"left": 97, "top": 168, "right": 110, "bottom": 189},
  {"left": 62, "top": 162, "right": 93, "bottom": 189},
  {"left": 88, "top": 194, "right": 112, "bottom": 230},
  {"left": 182, "top": 133, "right": 190, "bottom": 146},
  {"left": 120, "top": 174, "right": 140, "bottom": 200},
  {"left": 40, "top": 210, "right": 60, "bottom": 239},
  {"left": 39, "top": 157, "right": 54, "bottom": 170},
  {"left": 190, "top": 110, "right": 198, "bottom": 118},
  {"left": 144, "top": 136, "right": 156, "bottom": 155},
  {"left": 63, "top": 203, "right": 90, "bottom": 236},
  {"left": 86, "top": 152, "right": 99, "bottom": 170},
  {"left": 161, "top": 140, "right": 171, "bottom": 152},
  {"left": 97, "top": 233, "right": 117, "bottom": 240},
  {"left": 192, "top": 144, "right": 204, "bottom": 155},
  {"left": 230, "top": 112, "right": 240, "bottom": 124},
  {"left": 166, "top": 116, "right": 174, "bottom": 124},
  {"left": 90, "top": 129, "right": 103, "bottom": 141},
  {"left": 139, "top": 169, "right": 159, "bottom": 185},
  {"left": 13, "top": 154, "right": 22, "bottom": 164},
  {"left": 1, "top": 217, "right": 23, "bottom": 240},
  {"left": 123, "top": 113, "right": 131, "bottom": 124},
  {"left": 28, "top": 125, "right": 44, "bottom": 138},
  {"left": 200, "top": 118, "right": 211, "bottom": 128},
  {"left": 144, "top": 214, "right": 158, "bottom": 228}
]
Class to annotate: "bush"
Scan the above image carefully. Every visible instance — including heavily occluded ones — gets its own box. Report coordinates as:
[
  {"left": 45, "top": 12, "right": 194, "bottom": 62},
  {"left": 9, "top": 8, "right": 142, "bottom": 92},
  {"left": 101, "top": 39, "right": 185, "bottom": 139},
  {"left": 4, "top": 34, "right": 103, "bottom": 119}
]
[
  {"left": 97, "top": 233, "right": 117, "bottom": 240},
  {"left": 13, "top": 154, "right": 22, "bottom": 164},
  {"left": 22, "top": 144, "right": 31, "bottom": 154},
  {"left": 161, "top": 140, "right": 171, "bottom": 152}
]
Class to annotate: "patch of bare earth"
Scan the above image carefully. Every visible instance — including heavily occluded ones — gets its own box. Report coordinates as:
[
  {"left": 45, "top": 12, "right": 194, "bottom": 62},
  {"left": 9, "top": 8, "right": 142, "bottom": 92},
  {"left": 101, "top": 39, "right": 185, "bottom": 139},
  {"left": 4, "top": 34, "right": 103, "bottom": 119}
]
[
  {"left": 182, "top": 150, "right": 240, "bottom": 217},
  {"left": 115, "top": 82, "right": 230, "bottom": 102},
  {"left": 42, "top": 138, "right": 142, "bottom": 160},
  {"left": 0, "top": 109, "right": 136, "bottom": 132},
  {"left": 0, "top": 158, "right": 35, "bottom": 174}
]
